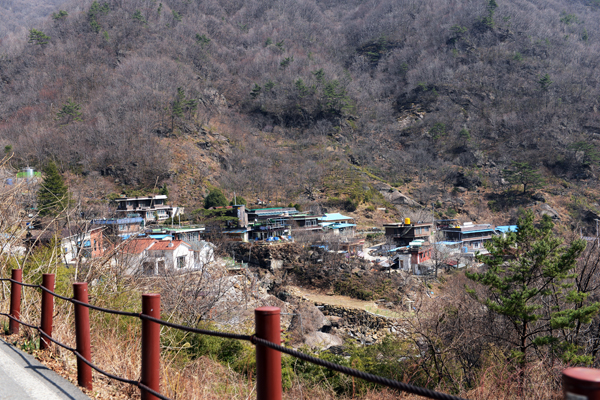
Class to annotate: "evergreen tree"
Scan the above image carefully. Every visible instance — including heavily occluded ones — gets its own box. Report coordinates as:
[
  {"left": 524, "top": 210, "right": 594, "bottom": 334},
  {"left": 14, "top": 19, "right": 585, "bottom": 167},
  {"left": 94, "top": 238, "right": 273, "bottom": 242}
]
[
  {"left": 28, "top": 29, "right": 51, "bottom": 45},
  {"left": 467, "top": 210, "right": 599, "bottom": 367},
  {"left": 37, "top": 161, "right": 70, "bottom": 216},
  {"left": 52, "top": 10, "right": 68, "bottom": 20},
  {"left": 171, "top": 87, "right": 197, "bottom": 130},
  {"left": 250, "top": 84, "right": 262, "bottom": 99},
  {"left": 56, "top": 98, "right": 83, "bottom": 125},
  {"left": 503, "top": 161, "right": 545, "bottom": 193},
  {"left": 538, "top": 74, "right": 553, "bottom": 92},
  {"left": 230, "top": 195, "right": 247, "bottom": 206},
  {"left": 204, "top": 189, "right": 228, "bottom": 208},
  {"left": 459, "top": 128, "right": 471, "bottom": 145},
  {"left": 159, "top": 184, "right": 169, "bottom": 196}
]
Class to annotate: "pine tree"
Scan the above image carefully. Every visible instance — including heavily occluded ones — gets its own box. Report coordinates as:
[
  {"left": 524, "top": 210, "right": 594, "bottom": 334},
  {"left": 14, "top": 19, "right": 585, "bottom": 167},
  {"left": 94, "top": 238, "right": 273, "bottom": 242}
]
[
  {"left": 56, "top": 98, "right": 83, "bottom": 125},
  {"left": 503, "top": 161, "right": 545, "bottom": 193},
  {"left": 37, "top": 161, "right": 70, "bottom": 216},
  {"left": 204, "top": 189, "right": 228, "bottom": 209},
  {"left": 538, "top": 74, "right": 553, "bottom": 92},
  {"left": 28, "top": 29, "right": 51, "bottom": 45},
  {"left": 466, "top": 210, "right": 599, "bottom": 367}
]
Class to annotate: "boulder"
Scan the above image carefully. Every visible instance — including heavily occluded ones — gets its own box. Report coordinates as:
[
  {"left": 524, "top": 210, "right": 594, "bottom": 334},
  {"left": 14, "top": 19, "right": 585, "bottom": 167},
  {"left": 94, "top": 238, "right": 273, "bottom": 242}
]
[
  {"left": 388, "top": 190, "right": 420, "bottom": 207},
  {"left": 539, "top": 204, "right": 560, "bottom": 220},
  {"left": 290, "top": 302, "right": 327, "bottom": 335},
  {"left": 304, "top": 332, "right": 344, "bottom": 349},
  {"left": 531, "top": 193, "right": 546, "bottom": 202}
]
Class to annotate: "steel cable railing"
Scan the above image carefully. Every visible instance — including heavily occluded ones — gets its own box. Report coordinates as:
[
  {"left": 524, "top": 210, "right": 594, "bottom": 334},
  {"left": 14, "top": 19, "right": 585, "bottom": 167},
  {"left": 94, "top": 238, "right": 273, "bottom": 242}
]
[{"left": 0, "top": 271, "right": 470, "bottom": 400}]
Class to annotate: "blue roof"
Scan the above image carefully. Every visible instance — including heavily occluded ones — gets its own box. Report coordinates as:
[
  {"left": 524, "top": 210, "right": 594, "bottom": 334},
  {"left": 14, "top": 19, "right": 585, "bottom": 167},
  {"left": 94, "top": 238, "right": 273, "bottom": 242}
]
[
  {"left": 319, "top": 213, "right": 353, "bottom": 222},
  {"left": 329, "top": 223, "right": 356, "bottom": 229},
  {"left": 496, "top": 225, "right": 518, "bottom": 233},
  {"left": 149, "top": 234, "right": 171, "bottom": 239},
  {"left": 223, "top": 229, "right": 248, "bottom": 234},
  {"left": 461, "top": 229, "right": 495, "bottom": 234},
  {"left": 435, "top": 241, "right": 462, "bottom": 245},
  {"left": 92, "top": 217, "right": 144, "bottom": 225}
]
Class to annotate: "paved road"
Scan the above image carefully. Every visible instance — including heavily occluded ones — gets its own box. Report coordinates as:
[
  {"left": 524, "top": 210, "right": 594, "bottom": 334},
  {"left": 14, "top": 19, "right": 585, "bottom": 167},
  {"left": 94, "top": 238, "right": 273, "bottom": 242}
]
[{"left": 0, "top": 338, "right": 90, "bottom": 400}]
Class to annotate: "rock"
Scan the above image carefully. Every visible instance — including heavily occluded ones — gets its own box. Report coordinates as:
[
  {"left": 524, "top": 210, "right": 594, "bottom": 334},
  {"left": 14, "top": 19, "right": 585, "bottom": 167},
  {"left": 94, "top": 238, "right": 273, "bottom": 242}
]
[
  {"left": 455, "top": 186, "right": 467, "bottom": 193},
  {"left": 199, "top": 87, "right": 227, "bottom": 108},
  {"left": 539, "top": 203, "right": 560, "bottom": 220},
  {"left": 531, "top": 193, "right": 546, "bottom": 202},
  {"left": 327, "top": 316, "right": 343, "bottom": 328},
  {"left": 290, "top": 303, "right": 327, "bottom": 334},
  {"left": 388, "top": 190, "right": 420, "bottom": 207},
  {"left": 304, "top": 332, "right": 343, "bottom": 349},
  {"left": 455, "top": 171, "right": 481, "bottom": 190}
]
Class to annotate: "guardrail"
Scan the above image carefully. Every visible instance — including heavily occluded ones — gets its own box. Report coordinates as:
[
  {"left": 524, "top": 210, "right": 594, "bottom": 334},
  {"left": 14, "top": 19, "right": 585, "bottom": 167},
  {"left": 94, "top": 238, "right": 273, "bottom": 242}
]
[{"left": 0, "top": 268, "right": 597, "bottom": 400}]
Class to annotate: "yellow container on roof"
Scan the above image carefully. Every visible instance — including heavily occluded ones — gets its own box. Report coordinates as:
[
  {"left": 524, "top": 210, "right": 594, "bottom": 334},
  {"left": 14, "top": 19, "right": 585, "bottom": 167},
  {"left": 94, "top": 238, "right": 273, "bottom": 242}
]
[{"left": 404, "top": 217, "right": 411, "bottom": 225}]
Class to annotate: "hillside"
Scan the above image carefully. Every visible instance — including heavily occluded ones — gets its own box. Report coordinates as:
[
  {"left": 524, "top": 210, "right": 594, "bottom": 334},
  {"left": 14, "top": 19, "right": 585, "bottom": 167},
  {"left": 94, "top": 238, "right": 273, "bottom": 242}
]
[{"left": 1, "top": 0, "right": 600, "bottom": 229}]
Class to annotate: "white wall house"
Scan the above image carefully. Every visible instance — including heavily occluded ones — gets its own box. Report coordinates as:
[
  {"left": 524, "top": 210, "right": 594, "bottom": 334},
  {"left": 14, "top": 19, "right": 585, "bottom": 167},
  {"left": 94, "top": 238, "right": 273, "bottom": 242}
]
[{"left": 147, "top": 240, "right": 194, "bottom": 271}]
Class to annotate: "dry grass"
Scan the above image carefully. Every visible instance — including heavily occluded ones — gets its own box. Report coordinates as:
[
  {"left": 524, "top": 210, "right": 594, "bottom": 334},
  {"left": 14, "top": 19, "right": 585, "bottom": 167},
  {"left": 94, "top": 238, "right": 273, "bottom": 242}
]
[{"left": 1, "top": 274, "right": 565, "bottom": 400}]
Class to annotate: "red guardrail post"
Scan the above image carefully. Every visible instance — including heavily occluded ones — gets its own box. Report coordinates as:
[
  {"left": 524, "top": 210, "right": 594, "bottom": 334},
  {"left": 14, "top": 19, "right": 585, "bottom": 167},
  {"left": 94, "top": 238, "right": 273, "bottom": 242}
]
[
  {"left": 255, "top": 306, "right": 282, "bottom": 400},
  {"left": 9, "top": 269, "right": 22, "bottom": 335},
  {"left": 563, "top": 367, "right": 600, "bottom": 399},
  {"left": 141, "top": 294, "right": 161, "bottom": 400},
  {"left": 73, "top": 282, "right": 92, "bottom": 390},
  {"left": 40, "top": 274, "right": 55, "bottom": 350}
]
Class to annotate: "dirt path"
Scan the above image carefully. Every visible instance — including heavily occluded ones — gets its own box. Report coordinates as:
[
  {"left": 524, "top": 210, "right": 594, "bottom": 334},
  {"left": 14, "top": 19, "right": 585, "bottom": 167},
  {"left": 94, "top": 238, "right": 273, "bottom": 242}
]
[{"left": 287, "top": 286, "right": 402, "bottom": 318}]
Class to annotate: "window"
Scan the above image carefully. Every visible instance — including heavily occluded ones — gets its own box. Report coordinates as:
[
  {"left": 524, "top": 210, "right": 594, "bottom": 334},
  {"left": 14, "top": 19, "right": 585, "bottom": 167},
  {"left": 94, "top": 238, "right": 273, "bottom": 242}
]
[
  {"left": 118, "top": 225, "right": 125, "bottom": 231},
  {"left": 177, "top": 256, "right": 186, "bottom": 269}
]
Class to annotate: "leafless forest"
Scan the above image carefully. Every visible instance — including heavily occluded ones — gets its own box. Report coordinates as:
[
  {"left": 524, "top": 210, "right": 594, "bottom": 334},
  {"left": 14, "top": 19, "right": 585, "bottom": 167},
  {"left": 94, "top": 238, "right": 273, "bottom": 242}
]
[{"left": 0, "top": 0, "right": 598, "bottom": 204}]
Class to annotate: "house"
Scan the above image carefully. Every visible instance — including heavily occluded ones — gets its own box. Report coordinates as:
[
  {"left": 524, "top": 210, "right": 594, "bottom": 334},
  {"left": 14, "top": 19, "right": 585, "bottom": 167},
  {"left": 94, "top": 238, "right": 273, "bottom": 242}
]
[
  {"left": 319, "top": 213, "right": 356, "bottom": 237},
  {"left": 114, "top": 195, "right": 182, "bottom": 223},
  {"left": 246, "top": 207, "right": 298, "bottom": 241},
  {"left": 61, "top": 226, "right": 106, "bottom": 265},
  {"left": 383, "top": 219, "right": 433, "bottom": 246},
  {"left": 290, "top": 214, "right": 321, "bottom": 232},
  {"left": 118, "top": 238, "right": 158, "bottom": 275},
  {"left": 91, "top": 217, "right": 145, "bottom": 239},
  {"left": 117, "top": 237, "right": 213, "bottom": 275},
  {"left": 147, "top": 240, "right": 194, "bottom": 271},
  {"left": 202, "top": 205, "right": 251, "bottom": 241},
  {"left": 389, "top": 240, "right": 433, "bottom": 274},
  {"left": 441, "top": 222, "right": 496, "bottom": 252},
  {"left": 495, "top": 225, "right": 518, "bottom": 237}
]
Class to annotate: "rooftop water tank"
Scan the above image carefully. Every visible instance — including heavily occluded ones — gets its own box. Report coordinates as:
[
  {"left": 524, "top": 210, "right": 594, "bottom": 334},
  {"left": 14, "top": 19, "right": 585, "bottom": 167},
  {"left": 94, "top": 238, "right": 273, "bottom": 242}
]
[
  {"left": 23, "top": 167, "right": 34, "bottom": 177},
  {"left": 404, "top": 217, "right": 411, "bottom": 225}
]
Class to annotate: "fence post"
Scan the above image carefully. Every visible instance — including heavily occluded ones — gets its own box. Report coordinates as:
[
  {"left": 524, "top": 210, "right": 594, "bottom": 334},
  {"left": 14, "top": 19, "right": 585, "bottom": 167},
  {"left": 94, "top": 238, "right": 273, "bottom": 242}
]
[
  {"left": 255, "top": 306, "right": 282, "bottom": 400},
  {"left": 40, "top": 274, "right": 55, "bottom": 350},
  {"left": 9, "top": 269, "right": 22, "bottom": 335},
  {"left": 73, "top": 282, "right": 92, "bottom": 390},
  {"left": 563, "top": 368, "right": 600, "bottom": 399},
  {"left": 141, "top": 294, "right": 161, "bottom": 400}
]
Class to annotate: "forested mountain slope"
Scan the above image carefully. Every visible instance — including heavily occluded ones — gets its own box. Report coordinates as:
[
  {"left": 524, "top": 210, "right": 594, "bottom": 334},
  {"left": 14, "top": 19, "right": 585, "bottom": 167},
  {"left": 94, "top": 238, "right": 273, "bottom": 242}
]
[
  {"left": 1, "top": 0, "right": 599, "bottom": 226},
  {"left": 0, "top": 0, "right": 67, "bottom": 38}
]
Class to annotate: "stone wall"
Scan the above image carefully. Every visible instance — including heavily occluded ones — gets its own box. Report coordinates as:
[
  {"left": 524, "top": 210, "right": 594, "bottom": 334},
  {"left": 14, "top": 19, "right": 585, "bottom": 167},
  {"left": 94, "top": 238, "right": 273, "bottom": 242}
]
[{"left": 315, "top": 303, "right": 407, "bottom": 344}]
